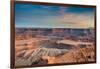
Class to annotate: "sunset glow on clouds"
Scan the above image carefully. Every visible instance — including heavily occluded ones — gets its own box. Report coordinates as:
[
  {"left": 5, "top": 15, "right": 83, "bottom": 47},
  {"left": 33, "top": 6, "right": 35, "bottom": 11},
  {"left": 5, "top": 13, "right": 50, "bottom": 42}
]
[{"left": 15, "top": 4, "right": 95, "bottom": 28}]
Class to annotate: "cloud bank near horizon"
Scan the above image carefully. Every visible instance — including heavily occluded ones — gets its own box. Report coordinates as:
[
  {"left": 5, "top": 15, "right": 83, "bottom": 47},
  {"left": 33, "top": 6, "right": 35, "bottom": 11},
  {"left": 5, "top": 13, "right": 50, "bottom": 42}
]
[{"left": 15, "top": 4, "right": 95, "bottom": 28}]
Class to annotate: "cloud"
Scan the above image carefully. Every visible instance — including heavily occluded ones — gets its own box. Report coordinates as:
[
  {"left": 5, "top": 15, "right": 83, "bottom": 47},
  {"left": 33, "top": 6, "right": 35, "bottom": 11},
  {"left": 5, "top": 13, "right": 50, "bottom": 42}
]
[
  {"left": 59, "top": 6, "right": 68, "bottom": 15},
  {"left": 57, "top": 13, "right": 94, "bottom": 28},
  {"left": 26, "top": 12, "right": 94, "bottom": 28},
  {"left": 15, "top": 4, "right": 95, "bottom": 28}
]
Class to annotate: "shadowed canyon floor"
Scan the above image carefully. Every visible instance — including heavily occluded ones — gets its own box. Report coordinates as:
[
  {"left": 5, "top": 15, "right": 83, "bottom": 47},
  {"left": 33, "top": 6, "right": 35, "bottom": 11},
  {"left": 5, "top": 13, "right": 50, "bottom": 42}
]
[
  {"left": 15, "top": 28, "right": 95, "bottom": 66},
  {"left": 15, "top": 38, "right": 95, "bottom": 66}
]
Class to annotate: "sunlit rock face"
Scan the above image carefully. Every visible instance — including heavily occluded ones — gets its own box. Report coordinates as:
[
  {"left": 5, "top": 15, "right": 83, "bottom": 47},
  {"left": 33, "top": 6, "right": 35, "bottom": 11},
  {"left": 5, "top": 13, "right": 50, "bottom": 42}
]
[
  {"left": 15, "top": 41, "right": 73, "bottom": 66},
  {"left": 15, "top": 28, "right": 95, "bottom": 67},
  {"left": 15, "top": 41, "right": 95, "bottom": 66}
]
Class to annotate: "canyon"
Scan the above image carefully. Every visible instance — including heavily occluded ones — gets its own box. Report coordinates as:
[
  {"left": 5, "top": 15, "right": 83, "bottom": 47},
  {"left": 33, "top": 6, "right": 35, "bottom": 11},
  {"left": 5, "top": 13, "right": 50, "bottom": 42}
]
[{"left": 15, "top": 28, "right": 95, "bottom": 67}]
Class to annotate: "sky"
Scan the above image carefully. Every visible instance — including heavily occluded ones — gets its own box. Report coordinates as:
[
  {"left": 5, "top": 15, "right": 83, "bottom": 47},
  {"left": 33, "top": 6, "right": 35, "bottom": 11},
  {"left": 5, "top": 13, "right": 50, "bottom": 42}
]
[{"left": 15, "top": 4, "right": 95, "bottom": 28}]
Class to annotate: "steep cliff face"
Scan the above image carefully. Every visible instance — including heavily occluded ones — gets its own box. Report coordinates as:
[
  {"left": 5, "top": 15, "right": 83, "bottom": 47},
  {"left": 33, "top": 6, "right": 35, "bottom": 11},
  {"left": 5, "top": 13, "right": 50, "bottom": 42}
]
[
  {"left": 15, "top": 45, "right": 95, "bottom": 66},
  {"left": 15, "top": 28, "right": 95, "bottom": 66},
  {"left": 52, "top": 46, "right": 95, "bottom": 63},
  {"left": 15, "top": 39, "right": 95, "bottom": 67},
  {"left": 15, "top": 42, "right": 71, "bottom": 66}
]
